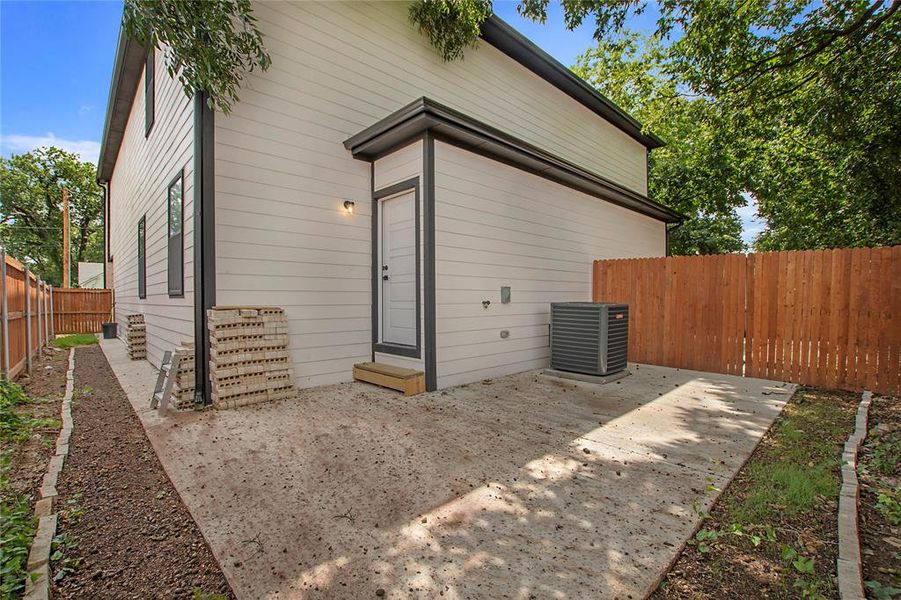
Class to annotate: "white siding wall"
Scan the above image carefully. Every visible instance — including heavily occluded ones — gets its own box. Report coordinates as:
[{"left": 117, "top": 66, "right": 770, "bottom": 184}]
[
  {"left": 109, "top": 49, "right": 194, "bottom": 368},
  {"left": 214, "top": 1, "right": 655, "bottom": 388},
  {"left": 434, "top": 142, "right": 664, "bottom": 388},
  {"left": 373, "top": 141, "right": 424, "bottom": 373}
]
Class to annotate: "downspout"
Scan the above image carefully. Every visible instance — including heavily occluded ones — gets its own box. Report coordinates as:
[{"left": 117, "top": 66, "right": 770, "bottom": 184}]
[
  {"left": 193, "top": 91, "right": 216, "bottom": 405},
  {"left": 666, "top": 221, "right": 683, "bottom": 257},
  {"left": 100, "top": 182, "right": 109, "bottom": 288}
]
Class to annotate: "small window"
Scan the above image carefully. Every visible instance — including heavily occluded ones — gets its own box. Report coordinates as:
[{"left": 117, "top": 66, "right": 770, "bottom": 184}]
[
  {"left": 167, "top": 171, "right": 184, "bottom": 296},
  {"left": 145, "top": 49, "right": 155, "bottom": 136},
  {"left": 137, "top": 216, "right": 146, "bottom": 299}
]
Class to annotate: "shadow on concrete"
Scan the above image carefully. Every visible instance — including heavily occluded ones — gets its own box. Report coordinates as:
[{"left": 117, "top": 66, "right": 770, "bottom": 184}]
[{"left": 99, "top": 338, "right": 791, "bottom": 599}]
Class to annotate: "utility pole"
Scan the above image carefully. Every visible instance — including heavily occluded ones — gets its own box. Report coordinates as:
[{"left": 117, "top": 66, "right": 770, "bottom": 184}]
[{"left": 62, "top": 187, "right": 70, "bottom": 288}]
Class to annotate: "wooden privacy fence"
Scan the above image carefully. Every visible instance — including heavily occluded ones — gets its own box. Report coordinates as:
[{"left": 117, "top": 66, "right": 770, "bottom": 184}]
[
  {"left": 592, "top": 246, "right": 900, "bottom": 395},
  {"left": 0, "top": 252, "right": 54, "bottom": 379},
  {"left": 52, "top": 288, "right": 113, "bottom": 334}
]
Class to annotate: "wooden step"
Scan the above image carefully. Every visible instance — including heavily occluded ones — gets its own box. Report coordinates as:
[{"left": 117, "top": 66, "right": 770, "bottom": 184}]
[{"left": 353, "top": 362, "right": 425, "bottom": 396}]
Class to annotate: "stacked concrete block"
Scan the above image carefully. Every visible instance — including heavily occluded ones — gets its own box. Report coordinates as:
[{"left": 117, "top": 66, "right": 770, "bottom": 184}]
[
  {"left": 207, "top": 307, "right": 295, "bottom": 409},
  {"left": 126, "top": 314, "right": 146, "bottom": 360},
  {"left": 172, "top": 342, "right": 195, "bottom": 410}
]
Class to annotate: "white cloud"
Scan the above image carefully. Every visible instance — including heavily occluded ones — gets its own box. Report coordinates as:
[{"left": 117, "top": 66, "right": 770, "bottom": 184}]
[
  {"left": 1, "top": 133, "right": 101, "bottom": 164},
  {"left": 737, "top": 193, "right": 766, "bottom": 246}
]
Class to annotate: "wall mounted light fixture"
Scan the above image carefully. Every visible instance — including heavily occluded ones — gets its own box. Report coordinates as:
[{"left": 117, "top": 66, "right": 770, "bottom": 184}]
[{"left": 343, "top": 200, "right": 355, "bottom": 214}]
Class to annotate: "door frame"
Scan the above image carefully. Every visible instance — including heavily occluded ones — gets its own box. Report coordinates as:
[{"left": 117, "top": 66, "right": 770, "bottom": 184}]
[{"left": 372, "top": 177, "right": 421, "bottom": 359}]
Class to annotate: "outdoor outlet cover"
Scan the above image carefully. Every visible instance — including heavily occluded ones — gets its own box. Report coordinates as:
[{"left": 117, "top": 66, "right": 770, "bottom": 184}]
[{"left": 501, "top": 286, "right": 511, "bottom": 303}]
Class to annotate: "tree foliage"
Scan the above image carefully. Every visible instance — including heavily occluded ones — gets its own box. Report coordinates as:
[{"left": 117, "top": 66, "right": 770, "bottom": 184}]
[
  {"left": 123, "top": 0, "right": 271, "bottom": 114},
  {"left": 410, "top": 0, "right": 901, "bottom": 252},
  {"left": 0, "top": 148, "right": 103, "bottom": 286},
  {"left": 409, "top": 0, "right": 493, "bottom": 61}
]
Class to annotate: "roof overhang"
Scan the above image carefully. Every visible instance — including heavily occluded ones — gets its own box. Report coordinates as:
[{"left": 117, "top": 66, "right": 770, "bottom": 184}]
[
  {"left": 480, "top": 16, "right": 664, "bottom": 150},
  {"left": 96, "top": 27, "right": 146, "bottom": 183},
  {"left": 344, "top": 98, "right": 682, "bottom": 224}
]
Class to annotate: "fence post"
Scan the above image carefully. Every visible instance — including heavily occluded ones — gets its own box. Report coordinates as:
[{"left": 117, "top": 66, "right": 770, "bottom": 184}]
[
  {"left": 1, "top": 251, "right": 9, "bottom": 377},
  {"left": 37, "top": 280, "right": 44, "bottom": 357},
  {"left": 43, "top": 282, "right": 50, "bottom": 344},
  {"left": 49, "top": 285, "right": 55, "bottom": 340},
  {"left": 24, "top": 268, "right": 32, "bottom": 375}
]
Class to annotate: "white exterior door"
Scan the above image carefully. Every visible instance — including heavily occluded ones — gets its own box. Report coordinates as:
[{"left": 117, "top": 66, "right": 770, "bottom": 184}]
[{"left": 380, "top": 190, "right": 417, "bottom": 347}]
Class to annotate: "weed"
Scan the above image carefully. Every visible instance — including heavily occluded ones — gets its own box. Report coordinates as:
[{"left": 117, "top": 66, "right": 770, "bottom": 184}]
[
  {"left": 875, "top": 489, "right": 901, "bottom": 526},
  {"left": 50, "top": 334, "right": 98, "bottom": 349},
  {"left": 0, "top": 378, "right": 58, "bottom": 443},
  {"left": 0, "top": 451, "right": 36, "bottom": 598},
  {"left": 866, "top": 580, "right": 901, "bottom": 600},
  {"left": 868, "top": 431, "right": 901, "bottom": 477},
  {"left": 192, "top": 589, "right": 229, "bottom": 600},
  {"left": 50, "top": 533, "right": 81, "bottom": 583},
  {"left": 58, "top": 494, "right": 85, "bottom": 526}
]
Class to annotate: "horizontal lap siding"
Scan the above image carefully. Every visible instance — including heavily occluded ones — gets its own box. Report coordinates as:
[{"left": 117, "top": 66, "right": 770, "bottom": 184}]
[
  {"left": 109, "top": 49, "right": 194, "bottom": 368},
  {"left": 215, "top": 1, "right": 651, "bottom": 389},
  {"left": 434, "top": 142, "right": 664, "bottom": 388}
]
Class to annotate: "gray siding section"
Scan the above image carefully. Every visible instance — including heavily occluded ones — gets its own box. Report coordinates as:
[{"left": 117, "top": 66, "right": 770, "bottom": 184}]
[
  {"left": 433, "top": 142, "right": 663, "bottom": 388},
  {"left": 109, "top": 48, "right": 194, "bottom": 368}
]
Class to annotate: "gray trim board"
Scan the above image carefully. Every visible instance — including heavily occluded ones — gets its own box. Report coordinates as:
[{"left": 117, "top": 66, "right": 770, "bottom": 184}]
[
  {"left": 97, "top": 27, "right": 146, "bottom": 183},
  {"left": 480, "top": 16, "right": 663, "bottom": 149},
  {"left": 422, "top": 133, "right": 437, "bottom": 392},
  {"left": 345, "top": 98, "right": 682, "bottom": 224},
  {"left": 372, "top": 177, "right": 422, "bottom": 360},
  {"left": 193, "top": 92, "right": 216, "bottom": 405}
]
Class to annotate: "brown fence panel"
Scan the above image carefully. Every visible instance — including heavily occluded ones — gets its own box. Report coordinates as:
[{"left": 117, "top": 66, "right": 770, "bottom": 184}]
[
  {"left": 52, "top": 288, "right": 113, "bottom": 334},
  {"left": 593, "top": 247, "right": 900, "bottom": 394}
]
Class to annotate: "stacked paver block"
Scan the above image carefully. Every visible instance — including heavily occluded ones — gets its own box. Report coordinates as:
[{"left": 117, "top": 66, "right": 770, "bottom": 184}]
[
  {"left": 126, "top": 314, "right": 146, "bottom": 360},
  {"left": 172, "top": 342, "right": 196, "bottom": 410},
  {"left": 208, "top": 307, "right": 295, "bottom": 409}
]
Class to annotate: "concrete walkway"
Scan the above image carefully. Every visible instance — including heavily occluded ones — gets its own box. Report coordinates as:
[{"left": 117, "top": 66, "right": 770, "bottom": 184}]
[{"left": 100, "top": 338, "right": 793, "bottom": 599}]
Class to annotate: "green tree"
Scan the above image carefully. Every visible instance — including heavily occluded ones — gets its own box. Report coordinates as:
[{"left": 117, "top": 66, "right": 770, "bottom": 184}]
[
  {"left": 409, "top": 0, "right": 901, "bottom": 251},
  {"left": 123, "top": 0, "right": 271, "bottom": 113},
  {"left": 574, "top": 35, "right": 750, "bottom": 254},
  {"left": 0, "top": 147, "right": 103, "bottom": 286}
]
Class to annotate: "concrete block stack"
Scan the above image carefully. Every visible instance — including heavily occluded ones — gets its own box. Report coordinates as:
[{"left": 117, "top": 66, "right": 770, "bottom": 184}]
[
  {"left": 171, "top": 342, "right": 195, "bottom": 410},
  {"left": 126, "top": 314, "right": 146, "bottom": 360},
  {"left": 207, "top": 307, "right": 295, "bottom": 409}
]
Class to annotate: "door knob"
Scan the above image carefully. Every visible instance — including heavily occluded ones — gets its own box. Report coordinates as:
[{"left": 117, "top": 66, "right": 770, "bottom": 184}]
[{"left": 382, "top": 274, "right": 390, "bottom": 280}]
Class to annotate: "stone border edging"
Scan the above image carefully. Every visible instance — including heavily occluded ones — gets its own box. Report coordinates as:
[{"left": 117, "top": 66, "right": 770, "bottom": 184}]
[
  {"left": 23, "top": 348, "right": 75, "bottom": 600},
  {"left": 837, "top": 390, "right": 873, "bottom": 600}
]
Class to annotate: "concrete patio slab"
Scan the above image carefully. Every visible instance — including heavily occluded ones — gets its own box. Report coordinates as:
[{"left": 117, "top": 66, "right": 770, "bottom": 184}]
[{"left": 100, "top": 338, "right": 793, "bottom": 599}]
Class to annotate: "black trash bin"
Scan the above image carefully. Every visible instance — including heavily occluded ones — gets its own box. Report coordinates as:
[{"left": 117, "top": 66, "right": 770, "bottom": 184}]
[{"left": 102, "top": 322, "right": 117, "bottom": 339}]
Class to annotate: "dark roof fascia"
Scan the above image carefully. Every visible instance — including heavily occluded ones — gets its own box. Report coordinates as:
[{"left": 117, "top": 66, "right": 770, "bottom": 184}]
[
  {"left": 96, "top": 26, "right": 146, "bottom": 183},
  {"left": 344, "top": 98, "right": 682, "bottom": 224},
  {"left": 480, "top": 16, "right": 664, "bottom": 150}
]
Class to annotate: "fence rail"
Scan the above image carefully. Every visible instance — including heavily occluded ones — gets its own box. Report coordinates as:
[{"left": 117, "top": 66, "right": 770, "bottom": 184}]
[
  {"left": 0, "top": 252, "right": 53, "bottom": 379},
  {"left": 52, "top": 288, "right": 113, "bottom": 334},
  {"left": 0, "top": 252, "right": 114, "bottom": 379},
  {"left": 593, "top": 246, "right": 900, "bottom": 395}
]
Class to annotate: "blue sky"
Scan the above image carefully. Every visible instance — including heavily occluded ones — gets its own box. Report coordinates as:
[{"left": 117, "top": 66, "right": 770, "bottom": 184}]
[{"left": 0, "top": 0, "right": 761, "bottom": 242}]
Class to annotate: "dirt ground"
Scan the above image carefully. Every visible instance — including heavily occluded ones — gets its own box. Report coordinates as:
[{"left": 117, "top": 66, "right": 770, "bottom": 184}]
[
  {"left": 651, "top": 387, "right": 859, "bottom": 599},
  {"left": 858, "top": 394, "right": 901, "bottom": 598},
  {"left": 51, "top": 346, "right": 232, "bottom": 599},
  {"left": 6, "top": 348, "right": 68, "bottom": 500}
]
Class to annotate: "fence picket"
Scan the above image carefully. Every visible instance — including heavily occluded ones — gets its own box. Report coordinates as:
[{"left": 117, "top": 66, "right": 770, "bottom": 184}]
[{"left": 592, "top": 247, "right": 899, "bottom": 394}]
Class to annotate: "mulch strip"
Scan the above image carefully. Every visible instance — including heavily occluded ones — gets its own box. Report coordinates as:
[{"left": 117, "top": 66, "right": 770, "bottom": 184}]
[
  {"left": 858, "top": 394, "right": 901, "bottom": 597},
  {"left": 6, "top": 348, "right": 69, "bottom": 501},
  {"left": 51, "top": 345, "right": 232, "bottom": 599}
]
